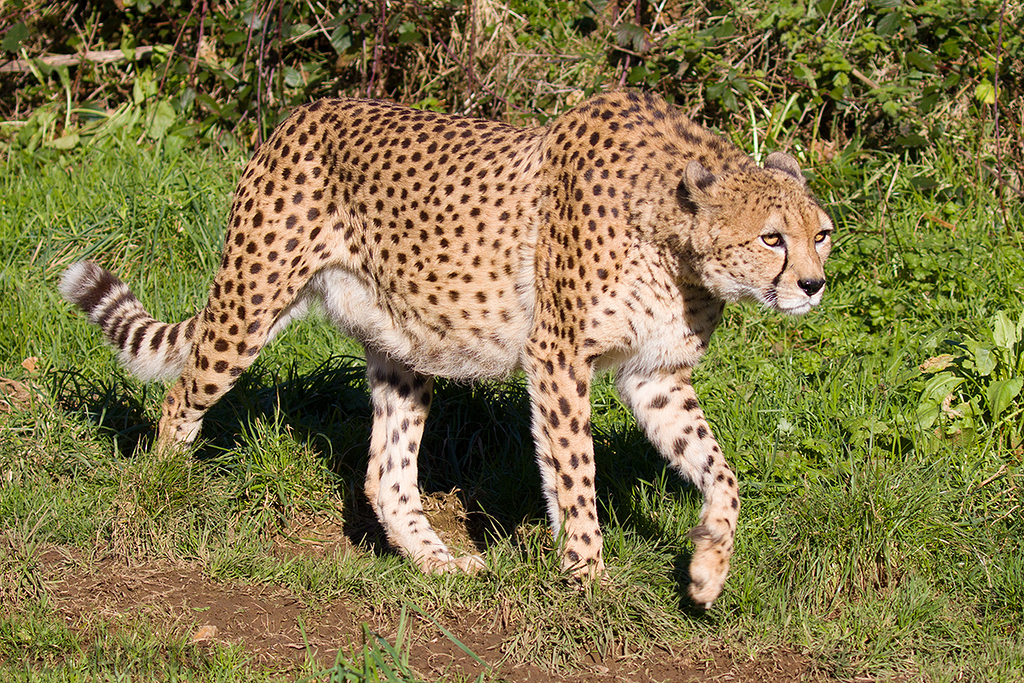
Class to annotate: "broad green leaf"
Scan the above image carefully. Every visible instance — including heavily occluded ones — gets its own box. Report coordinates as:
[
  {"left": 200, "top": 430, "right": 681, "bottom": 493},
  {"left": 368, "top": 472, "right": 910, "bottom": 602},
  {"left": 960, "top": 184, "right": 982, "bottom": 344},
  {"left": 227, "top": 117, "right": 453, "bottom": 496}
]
[
  {"left": 330, "top": 25, "right": 352, "bottom": 54},
  {"left": 920, "top": 372, "right": 964, "bottom": 405},
  {"left": 627, "top": 64, "right": 650, "bottom": 85},
  {"left": 897, "top": 134, "right": 928, "bottom": 147},
  {"left": 2, "top": 22, "right": 29, "bottom": 53},
  {"left": 146, "top": 99, "right": 176, "bottom": 140},
  {"left": 287, "top": 23, "right": 313, "bottom": 40},
  {"left": 987, "top": 377, "right": 1022, "bottom": 420},
  {"left": 975, "top": 81, "right": 995, "bottom": 104},
  {"left": 792, "top": 63, "right": 817, "bottom": 88},
  {"left": 224, "top": 30, "right": 248, "bottom": 46},
  {"left": 917, "top": 404, "right": 941, "bottom": 430},
  {"left": 877, "top": 11, "right": 902, "bottom": 36},
  {"left": 917, "top": 372, "right": 964, "bottom": 428},
  {"left": 615, "top": 24, "right": 653, "bottom": 52},
  {"left": 992, "top": 311, "right": 1021, "bottom": 350},
  {"left": 120, "top": 29, "right": 136, "bottom": 61},
  {"left": 283, "top": 66, "right": 303, "bottom": 88},
  {"left": 907, "top": 51, "right": 935, "bottom": 72},
  {"left": 196, "top": 93, "right": 221, "bottom": 115},
  {"left": 845, "top": 415, "right": 891, "bottom": 447},
  {"left": 918, "top": 90, "right": 941, "bottom": 114},
  {"left": 398, "top": 22, "right": 422, "bottom": 44},
  {"left": 44, "top": 133, "right": 79, "bottom": 149},
  {"left": 969, "top": 341, "right": 997, "bottom": 376},
  {"left": 919, "top": 354, "right": 953, "bottom": 373}
]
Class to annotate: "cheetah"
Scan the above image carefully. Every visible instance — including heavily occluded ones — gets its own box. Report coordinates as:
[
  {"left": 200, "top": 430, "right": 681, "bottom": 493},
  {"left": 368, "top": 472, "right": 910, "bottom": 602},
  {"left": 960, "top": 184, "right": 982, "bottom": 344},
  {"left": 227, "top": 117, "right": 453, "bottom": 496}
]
[{"left": 60, "top": 90, "right": 832, "bottom": 607}]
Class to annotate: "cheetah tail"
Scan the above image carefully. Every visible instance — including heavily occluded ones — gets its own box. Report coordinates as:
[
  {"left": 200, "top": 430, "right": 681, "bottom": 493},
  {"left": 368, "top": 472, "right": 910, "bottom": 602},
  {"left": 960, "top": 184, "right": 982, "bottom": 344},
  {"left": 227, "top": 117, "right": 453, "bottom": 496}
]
[{"left": 60, "top": 261, "right": 197, "bottom": 383}]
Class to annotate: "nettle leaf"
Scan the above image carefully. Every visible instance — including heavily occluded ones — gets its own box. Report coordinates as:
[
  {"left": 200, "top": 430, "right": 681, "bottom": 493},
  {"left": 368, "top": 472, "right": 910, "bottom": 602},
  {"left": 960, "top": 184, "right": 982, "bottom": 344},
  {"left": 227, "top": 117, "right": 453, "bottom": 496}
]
[
  {"left": 987, "top": 377, "right": 1023, "bottom": 420},
  {"left": 877, "top": 11, "right": 902, "bottom": 37},
  {"left": 615, "top": 24, "right": 653, "bottom": 53},
  {"left": 907, "top": 51, "right": 935, "bottom": 72}
]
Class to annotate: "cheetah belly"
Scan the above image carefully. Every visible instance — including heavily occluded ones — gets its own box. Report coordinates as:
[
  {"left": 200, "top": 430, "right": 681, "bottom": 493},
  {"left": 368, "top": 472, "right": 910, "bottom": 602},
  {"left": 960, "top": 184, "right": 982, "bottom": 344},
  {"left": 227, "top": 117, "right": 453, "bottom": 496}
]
[{"left": 307, "top": 265, "right": 534, "bottom": 380}]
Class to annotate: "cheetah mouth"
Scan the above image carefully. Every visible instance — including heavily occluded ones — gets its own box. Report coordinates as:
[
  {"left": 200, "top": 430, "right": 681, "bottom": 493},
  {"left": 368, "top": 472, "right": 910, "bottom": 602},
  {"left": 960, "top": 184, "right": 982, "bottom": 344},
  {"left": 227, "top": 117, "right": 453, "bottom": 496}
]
[{"left": 775, "top": 301, "right": 815, "bottom": 316}]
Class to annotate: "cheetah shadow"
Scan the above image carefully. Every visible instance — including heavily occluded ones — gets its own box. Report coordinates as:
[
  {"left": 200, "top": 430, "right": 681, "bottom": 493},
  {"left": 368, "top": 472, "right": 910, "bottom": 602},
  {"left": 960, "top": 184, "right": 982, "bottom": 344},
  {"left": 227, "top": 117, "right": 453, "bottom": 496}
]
[
  {"left": 595, "top": 423, "right": 709, "bottom": 613},
  {"left": 53, "top": 357, "right": 706, "bottom": 607},
  {"left": 51, "top": 369, "right": 157, "bottom": 459}
]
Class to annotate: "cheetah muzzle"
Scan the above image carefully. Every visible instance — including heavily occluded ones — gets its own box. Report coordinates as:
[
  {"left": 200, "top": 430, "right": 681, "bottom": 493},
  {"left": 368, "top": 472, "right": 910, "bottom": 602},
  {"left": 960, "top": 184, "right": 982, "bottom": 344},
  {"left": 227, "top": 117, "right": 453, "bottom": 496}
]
[{"left": 61, "top": 90, "right": 832, "bottom": 608}]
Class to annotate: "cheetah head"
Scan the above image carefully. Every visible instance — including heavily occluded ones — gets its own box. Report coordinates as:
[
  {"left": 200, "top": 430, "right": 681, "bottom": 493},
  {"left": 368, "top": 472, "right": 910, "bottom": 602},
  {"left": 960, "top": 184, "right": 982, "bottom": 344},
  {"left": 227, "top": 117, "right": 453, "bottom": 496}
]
[{"left": 679, "top": 152, "right": 833, "bottom": 316}]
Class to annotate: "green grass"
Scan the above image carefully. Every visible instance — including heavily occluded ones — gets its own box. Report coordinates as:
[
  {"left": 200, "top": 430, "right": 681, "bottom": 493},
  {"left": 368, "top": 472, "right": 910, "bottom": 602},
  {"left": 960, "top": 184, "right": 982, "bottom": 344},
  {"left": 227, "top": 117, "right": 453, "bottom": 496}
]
[{"left": 1, "top": 120, "right": 1022, "bottom": 682}]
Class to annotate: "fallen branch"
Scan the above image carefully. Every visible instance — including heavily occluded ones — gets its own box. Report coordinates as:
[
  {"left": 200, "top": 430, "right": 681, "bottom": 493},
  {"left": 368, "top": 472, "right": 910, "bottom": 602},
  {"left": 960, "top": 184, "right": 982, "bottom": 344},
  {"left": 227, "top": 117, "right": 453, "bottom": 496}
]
[{"left": 0, "top": 46, "right": 156, "bottom": 73}]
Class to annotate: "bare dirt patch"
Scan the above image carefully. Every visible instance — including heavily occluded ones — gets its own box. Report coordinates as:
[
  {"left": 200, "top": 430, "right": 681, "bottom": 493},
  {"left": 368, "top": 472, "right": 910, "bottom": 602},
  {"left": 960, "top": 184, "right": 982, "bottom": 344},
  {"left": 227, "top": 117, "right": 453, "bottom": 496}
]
[
  {"left": 39, "top": 546, "right": 357, "bottom": 667},
  {"left": 37, "top": 546, "right": 830, "bottom": 681}
]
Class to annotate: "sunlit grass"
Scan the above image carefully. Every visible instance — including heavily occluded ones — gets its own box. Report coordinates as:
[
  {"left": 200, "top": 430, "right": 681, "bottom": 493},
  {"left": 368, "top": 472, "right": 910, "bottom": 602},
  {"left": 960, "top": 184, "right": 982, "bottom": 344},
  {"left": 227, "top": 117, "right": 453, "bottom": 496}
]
[{"left": 1, "top": 111, "right": 1022, "bottom": 681}]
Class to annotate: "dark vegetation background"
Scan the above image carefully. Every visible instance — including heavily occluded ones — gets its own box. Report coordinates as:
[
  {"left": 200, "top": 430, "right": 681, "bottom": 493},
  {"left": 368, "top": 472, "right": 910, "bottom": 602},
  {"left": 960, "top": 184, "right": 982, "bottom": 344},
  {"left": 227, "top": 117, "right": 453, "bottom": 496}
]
[{"left": 2, "top": 0, "right": 1021, "bottom": 163}]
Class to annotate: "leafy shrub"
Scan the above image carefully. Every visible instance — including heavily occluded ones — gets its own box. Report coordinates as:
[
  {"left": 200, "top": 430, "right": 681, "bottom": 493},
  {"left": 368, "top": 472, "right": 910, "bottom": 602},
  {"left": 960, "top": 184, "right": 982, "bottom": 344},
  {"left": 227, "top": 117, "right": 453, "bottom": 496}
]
[
  {"left": 623, "top": 0, "right": 1021, "bottom": 151},
  {"left": 2, "top": 0, "right": 522, "bottom": 148},
  {"left": 3, "top": 0, "right": 1021, "bottom": 160}
]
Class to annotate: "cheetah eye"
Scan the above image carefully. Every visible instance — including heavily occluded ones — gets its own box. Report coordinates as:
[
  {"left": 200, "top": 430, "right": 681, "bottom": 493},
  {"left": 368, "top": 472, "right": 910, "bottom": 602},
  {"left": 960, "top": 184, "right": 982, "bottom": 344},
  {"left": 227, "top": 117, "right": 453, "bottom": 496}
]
[
  {"left": 760, "top": 233, "right": 783, "bottom": 248},
  {"left": 814, "top": 230, "right": 832, "bottom": 244}
]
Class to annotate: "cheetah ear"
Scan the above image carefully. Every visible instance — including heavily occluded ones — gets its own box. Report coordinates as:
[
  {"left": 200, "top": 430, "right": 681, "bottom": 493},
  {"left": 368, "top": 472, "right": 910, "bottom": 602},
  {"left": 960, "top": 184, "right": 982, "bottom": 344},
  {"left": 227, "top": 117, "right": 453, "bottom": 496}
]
[
  {"left": 677, "top": 160, "right": 716, "bottom": 213},
  {"left": 764, "top": 151, "right": 806, "bottom": 187},
  {"left": 675, "top": 160, "right": 716, "bottom": 211},
  {"left": 683, "top": 160, "right": 716, "bottom": 193}
]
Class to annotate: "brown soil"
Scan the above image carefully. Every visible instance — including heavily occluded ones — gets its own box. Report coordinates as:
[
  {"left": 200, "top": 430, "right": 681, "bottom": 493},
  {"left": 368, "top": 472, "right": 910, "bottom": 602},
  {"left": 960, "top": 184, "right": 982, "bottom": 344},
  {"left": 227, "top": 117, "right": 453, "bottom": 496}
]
[{"left": 34, "top": 542, "right": 832, "bottom": 682}]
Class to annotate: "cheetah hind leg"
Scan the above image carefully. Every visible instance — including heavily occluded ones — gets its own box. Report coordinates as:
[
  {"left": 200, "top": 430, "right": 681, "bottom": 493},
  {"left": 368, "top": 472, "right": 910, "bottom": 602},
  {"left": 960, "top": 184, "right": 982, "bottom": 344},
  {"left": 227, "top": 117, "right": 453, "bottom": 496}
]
[{"left": 363, "top": 352, "right": 486, "bottom": 574}]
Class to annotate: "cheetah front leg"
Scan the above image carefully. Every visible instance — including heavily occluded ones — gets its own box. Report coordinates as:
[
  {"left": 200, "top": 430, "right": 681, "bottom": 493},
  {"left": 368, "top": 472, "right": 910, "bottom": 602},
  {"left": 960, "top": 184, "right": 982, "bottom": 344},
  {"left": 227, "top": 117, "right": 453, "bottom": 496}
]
[
  {"left": 616, "top": 366, "right": 739, "bottom": 608},
  {"left": 364, "top": 352, "right": 485, "bottom": 574},
  {"left": 525, "top": 350, "right": 604, "bottom": 579}
]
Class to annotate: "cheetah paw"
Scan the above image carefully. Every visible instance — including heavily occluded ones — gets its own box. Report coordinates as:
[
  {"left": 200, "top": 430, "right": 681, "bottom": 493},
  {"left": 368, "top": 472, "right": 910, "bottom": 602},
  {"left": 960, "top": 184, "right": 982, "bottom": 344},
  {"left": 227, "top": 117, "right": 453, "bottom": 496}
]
[
  {"left": 686, "top": 524, "right": 732, "bottom": 608},
  {"left": 686, "top": 546, "right": 729, "bottom": 608},
  {"left": 418, "top": 553, "right": 487, "bottom": 575},
  {"left": 565, "top": 556, "right": 607, "bottom": 585}
]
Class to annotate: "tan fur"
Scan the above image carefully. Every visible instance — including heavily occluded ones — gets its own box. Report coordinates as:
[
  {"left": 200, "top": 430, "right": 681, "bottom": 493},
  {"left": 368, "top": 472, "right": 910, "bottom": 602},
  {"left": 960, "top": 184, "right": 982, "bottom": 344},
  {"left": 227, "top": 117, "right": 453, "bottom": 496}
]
[{"left": 61, "top": 90, "right": 832, "bottom": 607}]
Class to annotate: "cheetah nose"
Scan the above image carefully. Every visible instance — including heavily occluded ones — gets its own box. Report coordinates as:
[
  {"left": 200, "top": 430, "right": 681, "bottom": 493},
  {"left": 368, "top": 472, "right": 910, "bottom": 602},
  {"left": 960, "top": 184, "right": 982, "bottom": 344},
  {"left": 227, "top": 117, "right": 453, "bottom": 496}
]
[{"left": 797, "top": 278, "right": 825, "bottom": 296}]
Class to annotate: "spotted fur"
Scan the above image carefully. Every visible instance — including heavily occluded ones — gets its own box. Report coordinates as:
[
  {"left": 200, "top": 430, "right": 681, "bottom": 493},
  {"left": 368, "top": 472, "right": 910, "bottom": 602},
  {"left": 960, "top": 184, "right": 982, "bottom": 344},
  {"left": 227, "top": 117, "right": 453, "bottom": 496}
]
[{"left": 61, "top": 90, "right": 832, "bottom": 606}]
